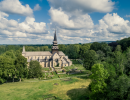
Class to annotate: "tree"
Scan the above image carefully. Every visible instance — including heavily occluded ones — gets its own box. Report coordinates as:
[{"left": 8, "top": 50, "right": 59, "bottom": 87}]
[
  {"left": 79, "top": 44, "right": 90, "bottom": 59},
  {"left": 90, "top": 42, "right": 101, "bottom": 51},
  {"left": 66, "top": 44, "right": 80, "bottom": 59},
  {"left": 115, "top": 45, "right": 122, "bottom": 52},
  {"left": 107, "top": 74, "right": 130, "bottom": 100},
  {"left": 124, "top": 47, "right": 130, "bottom": 76},
  {"left": 83, "top": 50, "right": 97, "bottom": 70},
  {"left": 0, "top": 56, "right": 14, "bottom": 83},
  {"left": 96, "top": 50, "right": 105, "bottom": 62},
  {"left": 89, "top": 63, "right": 109, "bottom": 100},
  {"left": 28, "top": 60, "right": 42, "bottom": 78},
  {"left": 58, "top": 44, "right": 66, "bottom": 53},
  {"left": 15, "top": 55, "right": 28, "bottom": 82}
]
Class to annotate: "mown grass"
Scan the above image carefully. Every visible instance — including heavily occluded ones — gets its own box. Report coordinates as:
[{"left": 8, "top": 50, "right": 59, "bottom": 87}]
[
  {"left": 42, "top": 67, "right": 50, "bottom": 71},
  {"left": 0, "top": 76, "right": 91, "bottom": 100}
]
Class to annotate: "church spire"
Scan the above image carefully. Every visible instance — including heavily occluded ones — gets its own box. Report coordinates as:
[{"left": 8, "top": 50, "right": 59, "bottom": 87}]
[
  {"left": 54, "top": 30, "right": 57, "bottom": 41},
  {"left": 52, "top": 30, "right": 59, "bottom": 54}
]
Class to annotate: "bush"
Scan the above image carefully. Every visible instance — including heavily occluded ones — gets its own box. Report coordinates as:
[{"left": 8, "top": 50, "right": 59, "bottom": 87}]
[{"left": 55, "top": 70, "right": 58, "bottom": 74}]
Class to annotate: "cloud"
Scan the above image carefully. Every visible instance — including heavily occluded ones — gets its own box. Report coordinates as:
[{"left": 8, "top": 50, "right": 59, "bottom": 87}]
[
  {"left": 0, "top": 0, "right": 33, "bottom": 17},
  {"left": 48, "top": 0, "right": 115, "bottom": 14},
  {"left": 49, "top": 12, "right": 130, "bottom": 44},
  {"left": 49, "top": 7, "right": 94, "bottom": 30},
  {"left": 47, "top": 0, "right": 117, "bottom": 44},
  {"left": 125, "top": 15, "right": 130, "bottom": 18},
  {"left": 0, "top": 11, "right": 49, "bottom": 41},
  {"left": 49, "top": 7, "right": 74, "bottom": 29},
  {"left": 34, "top": 4, "right": 41, "bottom": 11},
  {"left": 99, "top": 13, "right": 130, "bottom": 34}
]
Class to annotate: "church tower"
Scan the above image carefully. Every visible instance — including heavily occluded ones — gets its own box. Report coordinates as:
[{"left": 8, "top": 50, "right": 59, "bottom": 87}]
[{"left": 52, "top": 30, "right": 59, "bottom": 54}]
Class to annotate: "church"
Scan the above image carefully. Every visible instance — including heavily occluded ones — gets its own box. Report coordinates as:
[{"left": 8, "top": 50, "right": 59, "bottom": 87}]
[{"left": 22, "top": 31, "right": 72, "bottom": 68}]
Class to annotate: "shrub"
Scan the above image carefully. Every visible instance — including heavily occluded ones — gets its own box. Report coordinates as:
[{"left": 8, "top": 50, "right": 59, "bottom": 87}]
[
  {"left": 49, "top": 67, "right": 52, "bottom": 70},
  {"left": 55, "top": 70, "right": 58, "bottom": 74},
  {"left": 58, "top": 75, "right": 60, "bottom": 78}
]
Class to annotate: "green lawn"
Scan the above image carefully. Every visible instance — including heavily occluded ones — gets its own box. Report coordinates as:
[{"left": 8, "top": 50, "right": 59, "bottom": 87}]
[
  {"left": 42, "top": 67, "right": 50, "bottom": 71},
  {"left": 0, "top": 76, "right": 91, "bottom": 100}
]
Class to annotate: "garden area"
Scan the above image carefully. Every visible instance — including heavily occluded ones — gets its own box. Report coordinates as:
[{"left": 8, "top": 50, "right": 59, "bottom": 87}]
[{"left": 40, "top": 59, "right": 91, "bottom": 80}]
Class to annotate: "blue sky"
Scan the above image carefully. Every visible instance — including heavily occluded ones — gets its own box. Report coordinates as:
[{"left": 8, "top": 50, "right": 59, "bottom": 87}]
[{"left": 0, "top": 0, "right": 130, "bottom": 44}]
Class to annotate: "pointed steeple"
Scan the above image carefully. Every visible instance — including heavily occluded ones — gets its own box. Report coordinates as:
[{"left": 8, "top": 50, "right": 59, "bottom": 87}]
[
  {"left": 54, "top": 30, "right": 57, "bottom": 41},
  {"left": 52, "top": 30, "right": 59, "bottom": 54}
]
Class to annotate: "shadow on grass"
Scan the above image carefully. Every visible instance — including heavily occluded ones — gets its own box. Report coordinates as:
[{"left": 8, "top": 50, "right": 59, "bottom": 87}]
[
  {"left": 77, "top": 75, "right": 90, "bottom": 80},
  {"left": 71, "top": 60, "right": 80, "bottom": 64},
  {"left": 60, "top": 78, "right": 79, "bottom": 85},
  {"left": 42, "top": 94, "right": 62, "bottom": 100},
  {"left": 66, "top": 87, "right": 90, "bottom": 100}
]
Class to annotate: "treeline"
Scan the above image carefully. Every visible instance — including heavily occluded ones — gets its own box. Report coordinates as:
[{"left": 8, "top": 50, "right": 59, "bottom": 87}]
[
  {"left": 0, "top": 50, "right": 43, "bottom": 83},
  {"left": 0, "top": 45, "right": 53, "bottom": 55},
  {"left": 82, "top": 37, "right": 130, "bottom": 100}
]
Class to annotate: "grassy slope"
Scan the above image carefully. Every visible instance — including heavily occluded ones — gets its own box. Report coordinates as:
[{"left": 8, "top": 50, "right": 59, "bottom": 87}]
[{"left": 0, "top": 77, "right": 91, "bottom": 100}]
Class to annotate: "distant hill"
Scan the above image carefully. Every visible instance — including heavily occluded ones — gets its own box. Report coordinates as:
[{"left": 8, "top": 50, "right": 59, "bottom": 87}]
[{"left": 90, "top": 41, "right": 116, "bottom": 44}]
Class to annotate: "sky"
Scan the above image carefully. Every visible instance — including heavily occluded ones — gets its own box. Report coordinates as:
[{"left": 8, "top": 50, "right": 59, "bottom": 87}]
[{"left": 0, "top": 0, "right": 130, "bottom": 44}]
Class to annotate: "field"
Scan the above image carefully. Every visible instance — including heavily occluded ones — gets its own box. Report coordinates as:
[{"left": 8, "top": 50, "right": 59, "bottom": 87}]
[
  {"left": 0, "top": 76, "right": 91, "bottom": 100},
  {"left": 0, "top": 59, "right": 91, "bottom": 100}
]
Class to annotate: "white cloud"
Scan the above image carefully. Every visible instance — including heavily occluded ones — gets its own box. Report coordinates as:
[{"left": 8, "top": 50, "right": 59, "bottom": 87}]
[
  {"left": 49, "top": 7, "right": 74, "bottom": 29},
  {"left": 99, "top": 13, "right": 130, "bottom": 34},
  {"left": 0, "top": 11, "right": 49, "bottom": 41},
  {"left": 47, "top": 0, "right": 116, "bottom": 44},
  {"left": 49, "top": 7, "right": 94, "bottom": 30},
  {"left": 125, "top": 15, "right": 130, "bottom": 18},
  {"left": 15, "top": 31, "right": 27, "bottom": 37},
  {"left": 0, "top": 0, "right": 33, "bottom": 17},
  {"left": 48, "top": 0, "right": 115, "bottom": 13},
  {"left": 34, "top": 4, "right": 41, "bottom": 11},
  {"left": 49, "top": 12, "right": 130, "bottom": 44}
]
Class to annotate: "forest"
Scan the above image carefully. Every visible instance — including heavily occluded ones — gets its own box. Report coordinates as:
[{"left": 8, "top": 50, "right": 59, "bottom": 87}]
[{"left": 0, "top": 37, "right": 130, "bottom": 99}]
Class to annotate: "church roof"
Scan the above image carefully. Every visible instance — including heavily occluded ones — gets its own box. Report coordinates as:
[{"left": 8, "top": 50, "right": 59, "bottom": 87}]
[
  {"left": 23, "top": 51, "right": 65, "bottom": 56},
  {"left": 59, "top": 51, "right": 65, "bottom": 56},
  {"left": 23, "top": 51, "right": 52, "bottom": 56}
]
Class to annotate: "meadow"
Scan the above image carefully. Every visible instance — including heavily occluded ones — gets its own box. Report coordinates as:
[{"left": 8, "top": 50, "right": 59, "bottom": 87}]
[
  {"left": 0, "top": 76, "right": 91, "bottom": 100},
  {"left": 0, "top": 59, "right": 91, "bottom": 100}
]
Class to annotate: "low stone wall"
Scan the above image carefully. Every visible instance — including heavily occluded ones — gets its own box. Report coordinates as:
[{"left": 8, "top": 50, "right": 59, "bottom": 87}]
[
  {"left": 56, "top": 69, "right": 63, "bottom": 71},
  {"left": 54, "top": 67, "right": 61, "bottom": 69},
  {"left": 57, "top": 72, "right": 66, "bottom": 74}
]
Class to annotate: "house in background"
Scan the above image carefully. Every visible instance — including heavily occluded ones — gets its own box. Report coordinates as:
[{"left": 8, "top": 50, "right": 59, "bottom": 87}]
[{"left": 22, "top": 31, "right": 72, "bottom": 68}]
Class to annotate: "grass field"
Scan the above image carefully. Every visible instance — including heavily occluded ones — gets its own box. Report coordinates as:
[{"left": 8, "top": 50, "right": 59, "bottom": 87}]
[{"left": 0, "top": 76, "right": 91, "bottom": 100}]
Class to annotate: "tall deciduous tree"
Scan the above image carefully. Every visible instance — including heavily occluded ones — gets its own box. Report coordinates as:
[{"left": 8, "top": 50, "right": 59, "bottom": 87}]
[
  {"left": 79, "top": 44, "right": 90, "bottom": 59},
  {"left": 83, "top": 50, "right": 97, "bottom": 70},
  {"left": 28, "top": 60, "right": 42, "bottom": 78},
  {"left": 15, "top": 55, "right": 28, "bottom": 82},
  {"left": 89, "top": 63, "right": 109, "bottom": 100}
]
